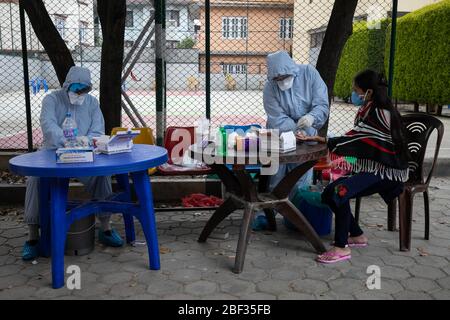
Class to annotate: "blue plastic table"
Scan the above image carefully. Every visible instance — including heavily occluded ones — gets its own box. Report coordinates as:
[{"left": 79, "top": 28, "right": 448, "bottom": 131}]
[{"left": 9, "top": 144, "right": 168, "bottom": 289}]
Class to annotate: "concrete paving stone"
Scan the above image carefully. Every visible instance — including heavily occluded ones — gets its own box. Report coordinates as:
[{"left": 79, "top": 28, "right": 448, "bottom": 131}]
[
  {"left": 6, "top": 237, "right": 27, "bottom": 248},
  {"left": 100, "top": 272, "right": 133, "bottom": 285},
  {"left": 241, "top": 292, "right": 277, "bottom": 300},
  {"left": 289, "top": 279, "right": 329, "bottom": 295},
  {"left": 348, "top": 255, "right": 384, "bottom": 268},
  {"left": 380, "top": 266, "right": 411, "bottom": 280},
  {"left": 87, "top": 261, "right": 122, "bottom": 274},
  {"left": 77, "top": 252, "right": 114, "bottom": 264},
  {"left": 135, "top": 270, "right": 168, "bottom": 284},
  {"left": 171, "top": 249, "right": 205, "bottom": 261},
  {"left": 256, "top": 280, "right": 291, "bottom": 295},
  {"left": 237, "top": 268, "right": 269, "bottom": 282},
  {"left": 0, "top": 245, "right": 11, "bottom": 256},
  {"left": 315, "top": 292, "right": 353, "bottom": 300},
  {"left": 304, "top": 266, "right": 342, "bottom": 281},
  {"left": 353, "top": 290, "right": 394, "bottom": 300},
  {"left": 340, "top": 267, "right": 372, "bottom": 281},
  {"left": 0, "top": 274, "right": 28, "bottom": 290},
  {"left": 402, "top": 277, "right": 440, "bottom": 292},
  {"left": 437, "top": 276, "right": 450, "bottom": 289},
  {"left": 161, "top": 293, "right": 196, "bottom": 300},
  {"left": 277, "top": 292, "right": 315, "bottom": 300},
  {"left": 0, "top": 264, "right": 22, "bottom": 277},
  {"left": 270, "top": 269, "right": 302, "bottom": 282},
  {"left": 381, "top": 255, "right": 416, "bottom": 267},
  {"left": 328, "top": 278, "right": 366, "bottom": 295},
  {"left": 220, "top": 279, "right": 256, "bottom": 297},
  {"left": 72, "top": 283, "right": 111, "bottom": 298},
  {"left": 184, "top": 280, "right": 217, "bottom": 296},
  {"left": 408, "top": 265, "right": 446, "bottom": 280},
  {"left": 414, "top": 255, "right": 449, "bottom": 268},
  {"left": 251, "top": 257, "right": 284, "bottom": 270},
  {"left": 162, "top": 240, "right": 196, "bottom": 252},
  {"left": 169, "top": 268, "right": 203, "bottom": 283},
  {"left": 125, "top": 294, "right": 158, "bottom": 300},
  {"left": 1, "top": 228, "right": 27, "bottom": 239},
  {"left": 201, "top": 293, "right": 239, "bottom": 300},
  {"left": 112, "top": 251, "right": 144, "bottom": 263},
  {"left": 431, "top": 290, "right": 450, "bottom": 300},
  {"left": 393, "top": 290, "right": 433, "bottom": 300},
  {"left": 364, "top": 246, "right": 395, "bottom": 257},
  {"left": 201, "top": 269, "right": 240, "bottom": 284},
  {"left": 0, "top": 285, "right": 37, "bottom": 299},
  {"left": 147, "top": 279, "right": 183, "bottom": 297},
  {"left": 166, "top": 227, "right": 192, "bottom": 236},
  {"left": 109, "top": 282, "right": 147, "bottom": 298},
  {"left": 33, "top": 285, "right": 74, "bottom": 299}
]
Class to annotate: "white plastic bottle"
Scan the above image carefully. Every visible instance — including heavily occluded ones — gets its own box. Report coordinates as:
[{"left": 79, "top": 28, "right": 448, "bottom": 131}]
[{"left": 62, "top": 112, "right": 78, "bottom": 147}]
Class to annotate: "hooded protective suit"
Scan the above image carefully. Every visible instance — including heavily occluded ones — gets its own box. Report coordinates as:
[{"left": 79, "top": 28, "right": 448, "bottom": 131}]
[
  {"left": 41, "top": 66, "right": 104, "bottom": 149},
  {"left": 25, "top": 66, "right": 112, "bottom": 225},
  {"left": 263, "top": 51, "right": 330, "bottom": 193}
]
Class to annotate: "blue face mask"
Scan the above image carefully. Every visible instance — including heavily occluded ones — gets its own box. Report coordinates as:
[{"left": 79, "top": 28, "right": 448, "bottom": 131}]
[{"left": 351, "top": 91, "right": 364, "bottom": 106}]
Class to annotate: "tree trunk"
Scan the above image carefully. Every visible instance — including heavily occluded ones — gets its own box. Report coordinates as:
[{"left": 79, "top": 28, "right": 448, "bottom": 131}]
[
  {"left": 21, "top": 0, "right": 74, "bottom": 86},
  {"left": 316, "top": 0, "right": 358, "bottom": 135},
  {"left": 97, "top": 0, "right": 126, "bottom": 135}
]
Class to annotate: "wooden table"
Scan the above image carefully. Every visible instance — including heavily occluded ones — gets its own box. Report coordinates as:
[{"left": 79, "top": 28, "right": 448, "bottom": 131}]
[{"left": 190, "top": 142, "right": 328, "bottom": 273}]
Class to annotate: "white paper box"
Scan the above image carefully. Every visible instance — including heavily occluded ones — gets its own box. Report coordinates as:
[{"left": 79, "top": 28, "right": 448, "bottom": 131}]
[
  {"left": 56, "top": 147, "right": 94, "bottom": 163},
  {"left": 95, "top": 130, "right": 140, "bottom": 155}
]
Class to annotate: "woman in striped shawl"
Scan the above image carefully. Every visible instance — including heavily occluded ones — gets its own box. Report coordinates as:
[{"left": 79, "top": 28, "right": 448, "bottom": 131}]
[{"left": 297, "top": 69, "right": 409, "bottom": 263}]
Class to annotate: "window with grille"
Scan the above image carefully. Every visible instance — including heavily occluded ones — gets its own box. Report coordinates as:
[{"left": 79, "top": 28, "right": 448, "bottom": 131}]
[
  {"left": 280, "top": 18, "right": 293, "bottom": 39},
  {"left": 54, "top": 16, "right": 66, "bottom": 40},
  {"left": 167, "top": 10, "right": 180, "bottom": 28},
  {"left": 222, "top": 17, "right": 248, "bottom": 39},
  {"left": 79, "top": 21, "right": 88, "bottom": 43},
  {"left": 310, "top": 31, "right": 325, "bottom": 48},
  {"left": 222, "top": 64, "right": 247, "bottom": 75},
  {"left": 125, "top": 10, "right": 134, "bottom": 28}
]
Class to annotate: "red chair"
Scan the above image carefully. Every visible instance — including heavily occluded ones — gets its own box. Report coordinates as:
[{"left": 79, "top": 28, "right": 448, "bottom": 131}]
[{"left": 157, "top": 126, "right": 212, "bottom": 176}]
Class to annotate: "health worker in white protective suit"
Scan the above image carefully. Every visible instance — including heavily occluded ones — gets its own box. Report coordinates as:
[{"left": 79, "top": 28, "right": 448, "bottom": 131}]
[
  {"left": 253, "top": 51, "right": 330, "bottom": 230},
  {"left": 22, "top": 66, "right": 124, "bottom": 261}
]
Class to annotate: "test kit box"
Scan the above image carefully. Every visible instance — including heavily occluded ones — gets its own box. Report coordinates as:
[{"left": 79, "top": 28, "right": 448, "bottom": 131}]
[
  {"left": 56, "top": 147, "right": 94, "bottom": 163},
  {"left": 94, "top": 130, "right": 140, "bottom": 155}
]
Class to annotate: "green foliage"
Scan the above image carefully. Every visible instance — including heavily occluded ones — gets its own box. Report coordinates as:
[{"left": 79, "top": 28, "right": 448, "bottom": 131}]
[
  {"left": 334, "top": 20, "right": 390, "bottom": 99},
  {"left": 177, "top": 37, "right": 196, "bottom": 49},
  {"left": 385, "top": 0, "right": 450, "bottom": 105}
]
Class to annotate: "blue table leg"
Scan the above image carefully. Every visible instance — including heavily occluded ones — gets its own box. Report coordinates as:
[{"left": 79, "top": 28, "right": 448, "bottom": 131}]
[
  {"left": 131, "top": 170, "right": 160, "bottom": 270},
  {"left": 50, "top": 177, "right": 69, "bottom": 289},
  {"left": 116, "top": 173, "right": 135, "bottom": 244},
  {"left": 38, "top": 177, "right": 51, "bottom": 257}
]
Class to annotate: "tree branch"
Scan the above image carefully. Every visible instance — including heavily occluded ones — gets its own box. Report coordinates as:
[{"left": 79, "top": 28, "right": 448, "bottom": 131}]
[{"left": 20, "top": 0, "right": 74, "bottom": 86}]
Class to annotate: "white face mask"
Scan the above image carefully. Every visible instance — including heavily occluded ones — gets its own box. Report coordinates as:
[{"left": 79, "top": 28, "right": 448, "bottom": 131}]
[
  {"left": 277, "top": 76, "right": 294, "bottom": 91},
  {"left": 68, "top": 91, "right": 86, "bottom": 105}
]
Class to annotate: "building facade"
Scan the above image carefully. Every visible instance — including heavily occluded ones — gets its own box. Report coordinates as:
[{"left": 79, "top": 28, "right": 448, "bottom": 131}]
[{"left": 196, "top": 0, "right": 293, "bottom": 75}]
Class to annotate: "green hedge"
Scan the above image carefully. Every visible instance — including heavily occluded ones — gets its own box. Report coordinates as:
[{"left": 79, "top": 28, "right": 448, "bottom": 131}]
[
  {"left": 334, "top": 20, "right": 389, "bottom": 99},
  {"left": 385, "top": 0, "right": 450, "bottom": 105}
]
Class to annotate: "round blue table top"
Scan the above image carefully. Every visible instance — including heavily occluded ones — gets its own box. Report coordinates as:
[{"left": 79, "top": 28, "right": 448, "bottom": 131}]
[{"left": 9, "top": 144, "right": 168, "bottom": 178}]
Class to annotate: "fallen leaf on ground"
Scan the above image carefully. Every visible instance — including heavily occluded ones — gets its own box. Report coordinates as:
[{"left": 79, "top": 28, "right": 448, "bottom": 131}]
[
  {"left": 159, "top": 247, "right": 171, "bottom": 254},
  {"left": 417, "top": 247, "right": 429, "bottom": 256}
]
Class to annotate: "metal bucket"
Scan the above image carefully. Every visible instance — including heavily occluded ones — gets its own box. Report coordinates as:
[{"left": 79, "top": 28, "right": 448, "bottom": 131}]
[{"left": 65, "top": 215, "right": 95, "bottom": 256}]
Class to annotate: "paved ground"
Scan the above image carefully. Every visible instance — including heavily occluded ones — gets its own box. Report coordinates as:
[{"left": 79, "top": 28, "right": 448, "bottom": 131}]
[{"left": 0, "top": 177, "right": 449, "bottom": 300}]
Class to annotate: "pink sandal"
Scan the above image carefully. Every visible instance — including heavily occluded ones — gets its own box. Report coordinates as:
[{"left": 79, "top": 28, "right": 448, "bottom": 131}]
[
  {"left": 316, "top": 251, "right": 351, "bottom": 264},
  {"left": 330, "top": 239, "right": 368, "bottom": 248}
]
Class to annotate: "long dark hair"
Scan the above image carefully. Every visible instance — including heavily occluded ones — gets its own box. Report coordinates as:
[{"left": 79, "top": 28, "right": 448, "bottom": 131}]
[{"left": 354, "top": 69, "right": 408, "bottom": 160}]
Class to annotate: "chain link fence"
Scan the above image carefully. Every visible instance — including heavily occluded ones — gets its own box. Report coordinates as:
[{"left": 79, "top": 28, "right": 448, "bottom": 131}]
[{"left": 0, "top": 0, "right": 394, "bottom": 150}]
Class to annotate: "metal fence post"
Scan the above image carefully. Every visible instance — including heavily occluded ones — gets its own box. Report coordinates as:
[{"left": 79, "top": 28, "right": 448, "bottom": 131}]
[
  {"left": 19, "top": 0, "right": 33, "bottom": 152},
  {"left": 155, "top": 0, "right": 166, "bottom": 146},
  {"left": 388, "top": 0, "right": 398, "bottom": 98},
  {"left": 205, "top": 0, "right": 211, "bottom": 120}
]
